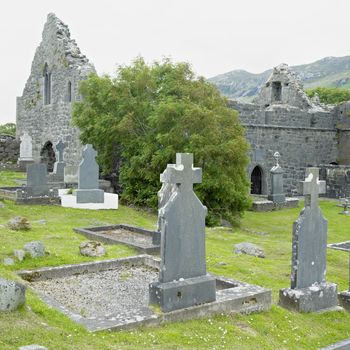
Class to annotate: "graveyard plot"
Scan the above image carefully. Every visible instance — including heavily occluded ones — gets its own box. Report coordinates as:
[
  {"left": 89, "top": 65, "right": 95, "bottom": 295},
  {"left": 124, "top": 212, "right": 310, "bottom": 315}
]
[
  {"left": 74, "top": 224, "right": 160, "bottom": 254},
  {"left": 18, "top": 255, "right": 271, "bottom": 331}
]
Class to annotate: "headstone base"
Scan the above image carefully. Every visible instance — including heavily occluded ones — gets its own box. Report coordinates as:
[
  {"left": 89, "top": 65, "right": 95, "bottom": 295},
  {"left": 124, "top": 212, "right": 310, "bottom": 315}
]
[
  {"left": 338, "top": 291, "right": 350, "bottom": 312},
  {"left": 75, "top": 189, "right": 104, "bottom": 203},
  {"left": 279, "top": 282, "right": 338, "bottom": 312},
  {"left": 267, "top": 193, "right": 285, "bottom": 204},
  {"left": 149, "top": 274, "right": 216, "bottom": 312},
  {"left": 17, "top": 159, "right": 34, "bottom": 171}
]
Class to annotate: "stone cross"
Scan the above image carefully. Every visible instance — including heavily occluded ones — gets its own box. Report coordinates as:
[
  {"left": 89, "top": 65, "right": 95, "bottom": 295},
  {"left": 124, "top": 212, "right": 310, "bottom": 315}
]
[
  {"left": 300, "top": 167, "right": 326, "bottom": 209},
  {"left": 162, "top": 153, "right": 202, "bottom": 192},
  {"left": 149, "top": 153, "right": 216, "bottom": 312},
  {"left": 55, "top": 140, "right": 65, "bottom": 162}
]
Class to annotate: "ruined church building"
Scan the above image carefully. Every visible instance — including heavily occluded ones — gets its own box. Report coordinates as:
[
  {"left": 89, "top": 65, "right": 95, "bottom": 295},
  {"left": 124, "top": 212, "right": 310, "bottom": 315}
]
[{"left": 16, "top": 14, "right": 350, "bottom": 197}]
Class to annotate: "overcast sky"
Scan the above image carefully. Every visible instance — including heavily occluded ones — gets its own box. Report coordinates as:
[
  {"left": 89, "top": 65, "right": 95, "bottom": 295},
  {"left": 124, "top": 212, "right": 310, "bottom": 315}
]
[{"left": 1, "top": 0, "right": 350, "bottom": 123}]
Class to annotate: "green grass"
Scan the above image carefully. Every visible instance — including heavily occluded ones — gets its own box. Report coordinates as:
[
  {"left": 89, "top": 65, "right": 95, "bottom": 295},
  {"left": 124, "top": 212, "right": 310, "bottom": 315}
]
[{"left": 1, "top": 170, "right": 350, "bottom": 349}]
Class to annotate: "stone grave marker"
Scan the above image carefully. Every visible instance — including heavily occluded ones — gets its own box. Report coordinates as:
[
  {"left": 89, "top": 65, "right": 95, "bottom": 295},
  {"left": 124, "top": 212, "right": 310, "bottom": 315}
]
[
  {"left": 18, "top": 132, "right": 34, "bottom": 170},
  {"left": 51, "top": 140, "right": 66, "bottom": 181},
  {"left": 279, "top": 167, "right": 338, "bottom": 312},
  {"left": 268, "top": 151, "right": 285, "bottom": 204},
  {"left": 26, "top": 163, "right": 50, "bottom": 197},
  {"left": 149, "top": 153, "right": 216, "bottom": 312},
  {"left": 74, "top": 144, "right": 104, "bottom": 203}
]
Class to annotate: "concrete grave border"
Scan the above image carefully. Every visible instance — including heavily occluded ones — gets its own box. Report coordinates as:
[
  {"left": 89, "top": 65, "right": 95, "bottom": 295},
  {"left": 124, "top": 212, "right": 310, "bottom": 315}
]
[
  {"left": 74, "top": 224, "right": 160, "bottom": 254},
  {"left": 18, "top": 255, "right": 271, "bottom": 331}
]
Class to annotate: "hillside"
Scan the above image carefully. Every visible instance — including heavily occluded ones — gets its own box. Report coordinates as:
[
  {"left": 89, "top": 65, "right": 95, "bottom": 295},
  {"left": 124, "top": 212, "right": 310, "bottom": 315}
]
[{"left": 209, "top": 56, "right": 350, "bottom": 99}]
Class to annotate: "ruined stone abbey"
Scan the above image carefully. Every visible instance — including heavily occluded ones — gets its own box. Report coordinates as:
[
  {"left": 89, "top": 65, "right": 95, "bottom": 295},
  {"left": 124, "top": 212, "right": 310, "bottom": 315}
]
[{"left": 15, "top": 14, "right": 350, "bottom": 198}]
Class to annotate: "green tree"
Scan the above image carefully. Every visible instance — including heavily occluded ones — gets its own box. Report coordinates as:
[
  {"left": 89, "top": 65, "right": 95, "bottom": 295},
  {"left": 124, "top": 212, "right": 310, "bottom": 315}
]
[
  {"left": 306, "top": 87, "right": 350, "bottom": 105},
  {"left": 0, "top": 123, "right": 16, "bottom": 136},
  {"left": 73, "top": 57, "right": 250, "bottom": 225}
]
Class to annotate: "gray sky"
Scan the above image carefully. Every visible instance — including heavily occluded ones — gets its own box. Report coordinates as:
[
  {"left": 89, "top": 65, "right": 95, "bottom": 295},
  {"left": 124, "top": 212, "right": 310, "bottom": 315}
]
[{"left": 1, "top": 0, "right": 350, "bottom": 123}]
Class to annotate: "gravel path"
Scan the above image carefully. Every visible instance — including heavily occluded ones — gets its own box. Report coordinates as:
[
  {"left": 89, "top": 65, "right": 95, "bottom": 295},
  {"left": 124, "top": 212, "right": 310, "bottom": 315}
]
[{"left": 32, "top": 266, "right": 158, "bottom": 319}]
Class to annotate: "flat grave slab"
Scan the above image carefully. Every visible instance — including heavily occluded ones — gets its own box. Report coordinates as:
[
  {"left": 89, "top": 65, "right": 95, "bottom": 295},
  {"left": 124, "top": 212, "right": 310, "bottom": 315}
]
[
  {"left": 59, "top": 189, "right": 118, "bottom": 210},
  {"left": 18, "top": 255, "right": 271, "bottom": 331},
  {"left": 74, "top": 224, "right": 160, "bottom": 254}
]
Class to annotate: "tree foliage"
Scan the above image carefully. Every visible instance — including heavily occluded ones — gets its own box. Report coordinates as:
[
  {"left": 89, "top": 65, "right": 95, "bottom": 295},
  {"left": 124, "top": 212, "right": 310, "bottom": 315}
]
[
  {"left": 73, "top": 57, "right": 250, "bottom": 224},
  {"left": 306, "top": 87, "right": 350, "bottom": 105},
  {"left": 0, "top": 123, "right": 16, "bottom": 136}
]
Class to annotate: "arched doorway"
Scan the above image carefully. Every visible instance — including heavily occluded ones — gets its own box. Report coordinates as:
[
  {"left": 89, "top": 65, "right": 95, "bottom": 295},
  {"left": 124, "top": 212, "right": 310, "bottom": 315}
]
[
  {"left": 251, "top": 166, "right": 263, "bottom": 194},
  {"left": 40, "top": 141, "right": 56, "bottom": 172}
]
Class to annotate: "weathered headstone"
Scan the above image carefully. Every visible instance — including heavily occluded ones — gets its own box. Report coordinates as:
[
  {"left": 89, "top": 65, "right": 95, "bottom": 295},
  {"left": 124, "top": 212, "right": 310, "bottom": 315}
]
[
  {"left": 51, "top": 140, "right": 66, "bottom": 181},
  {"left": 26, "top": 163, "right": 49, "bottom": 196},
  {"left": 279, "top": 167, "right": 338, "bottom": 312},
  {"left": 149, "top": 153, "right": 216, "bottom": 312},
  {"left": 18, "top": 132, "right": 34, "bottom": 170},
  {"left": 339, "top": 198, "right": 350, "bottom": 215},
  {"left": 268, "top": 151, "right": 285, "bottom": 204},
  {"left": 74, "top": 144, "right": 104, "bottom": 203}
]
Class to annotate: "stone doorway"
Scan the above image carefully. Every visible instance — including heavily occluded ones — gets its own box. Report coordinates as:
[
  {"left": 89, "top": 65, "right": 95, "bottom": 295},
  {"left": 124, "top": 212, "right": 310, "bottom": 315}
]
[
  {"left": 251, "top": 166, "right": 263, "bottom": 194},
  {"left": 40, "top": 141, "right": 56, "bottom": 172}
]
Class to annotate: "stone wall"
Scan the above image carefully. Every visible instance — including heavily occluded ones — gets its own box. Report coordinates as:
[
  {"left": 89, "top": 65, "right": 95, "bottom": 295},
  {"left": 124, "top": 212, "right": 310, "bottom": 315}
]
[
  {"left": 244, "top": 125, "right": 338, "bottom": 195},
  {"left": 0, "top": 134, "right": 20, "bottom": 163},
  {"left": 16, "top": 13, "right": 95, "bottom": 166},
  {"left": 319, "top": 164, "right": 350, "bottom": 198}
]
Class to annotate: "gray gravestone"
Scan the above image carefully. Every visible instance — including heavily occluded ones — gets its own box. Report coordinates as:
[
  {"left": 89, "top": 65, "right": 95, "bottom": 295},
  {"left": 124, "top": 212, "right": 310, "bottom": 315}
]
[
  {"left": 27, "top": 163, "right": 49, "bottom": 197},
  {"left": 52, "top": 140, "right": 66, "bottom": 180},
  {"left": 268, "top": 151, "right": 285, "bottom": 204},
  {"left": 75, "top": 144, "right": 104, "bottom": 203},
  {"left": 279, "top": 167, "right": 338, "bottom": 312},
  {"left": 149, "top": 153, "right": 216, "bottom": 312},
  {"left": 18, "top": 132, "right": 34, "bottom": 170}
]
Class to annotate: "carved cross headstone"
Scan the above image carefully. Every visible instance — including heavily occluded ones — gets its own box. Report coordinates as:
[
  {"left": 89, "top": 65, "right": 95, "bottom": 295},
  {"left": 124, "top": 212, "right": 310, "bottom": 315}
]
[
  {"left": 52, "top": 140, "right": 66, "bottom": 180},
  {"left": 150, "top": 153, "right": 216, "bottom": 312},
  {"left": 300, "top": 167, "right": 326, "bottom": 210},
  {"left": 55, "top": 140, "right": 65, "bottom": 162},
  {"left": 291, "top": 167, "right": 327, "bottom": 289}
]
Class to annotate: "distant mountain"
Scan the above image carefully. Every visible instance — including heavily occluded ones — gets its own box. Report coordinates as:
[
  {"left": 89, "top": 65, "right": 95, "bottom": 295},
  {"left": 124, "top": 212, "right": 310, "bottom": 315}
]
[{"left": 209, "top": 56, "right": 350, "bottom": 100}]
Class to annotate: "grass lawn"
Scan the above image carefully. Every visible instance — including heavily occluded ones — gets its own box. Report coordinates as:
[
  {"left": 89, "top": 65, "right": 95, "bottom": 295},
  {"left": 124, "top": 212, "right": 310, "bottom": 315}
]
[{"left": 0, "top": 170, "right": 350, "bottom": 349}]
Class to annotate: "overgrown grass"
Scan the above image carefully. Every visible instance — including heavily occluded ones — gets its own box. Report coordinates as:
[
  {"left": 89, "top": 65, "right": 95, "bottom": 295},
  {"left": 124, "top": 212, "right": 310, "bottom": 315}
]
[{"left": 0, "top": 170, "right": 350, "bottom": 349}]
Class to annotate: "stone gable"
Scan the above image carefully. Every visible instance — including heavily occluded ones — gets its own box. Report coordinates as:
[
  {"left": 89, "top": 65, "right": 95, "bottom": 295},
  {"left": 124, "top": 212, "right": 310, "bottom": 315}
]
[{"left": 16, "top": 13, "right": 96, "bottom": 166}]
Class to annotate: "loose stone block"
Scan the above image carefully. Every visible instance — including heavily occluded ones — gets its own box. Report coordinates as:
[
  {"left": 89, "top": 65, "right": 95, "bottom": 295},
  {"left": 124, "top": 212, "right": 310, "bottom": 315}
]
[
  {"left": 3, "top": 258, "right": 15, "bottom": 266},
  {"left": 279, "top": 167, "right": 338, "bottom": 312},
  {"left": 0, "top": 278, "right": 26, "bottom": 311},
  {"left": 14, "top": 249, "right": 26, "bottom": 262}
]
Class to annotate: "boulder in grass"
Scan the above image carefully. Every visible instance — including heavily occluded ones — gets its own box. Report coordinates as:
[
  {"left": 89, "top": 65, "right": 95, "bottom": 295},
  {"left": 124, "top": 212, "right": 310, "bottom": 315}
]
[
  {"left": 234, "top": 242, "right": 265, "bottom": 258},
  {"left": 3, "top": 258, "right": 15, "bottom": 266},
  {"left": 79, "top": 241, "right": 106, "bottom": 257},
  {"left": 7, "top": 217, "right": 31, "bottom": 231},
  {"left": 24, "top": 241, "right": 45, "bottom": 258},
  {"left": 19, "top": 345, "right": 48, "bottom": 350},
  {"left": 0, "top": 277, "right": 26, "bottom": 311},
  {"left": 14, "top": 249, "right": 26, "bottom": 262}
]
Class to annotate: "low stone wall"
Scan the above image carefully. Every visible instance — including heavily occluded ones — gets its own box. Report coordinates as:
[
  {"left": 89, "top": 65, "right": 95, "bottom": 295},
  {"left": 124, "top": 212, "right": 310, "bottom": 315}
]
[{"left": 0, "top": 134, "right": 19, "bottom": 163}]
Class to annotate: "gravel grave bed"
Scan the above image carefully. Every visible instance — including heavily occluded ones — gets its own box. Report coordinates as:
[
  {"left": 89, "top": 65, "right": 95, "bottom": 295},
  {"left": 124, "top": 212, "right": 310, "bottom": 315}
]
[
  {"left": 31, "top": 266, "right": 158, "bottom": 319},
  {"left": 103, "top": 228, "right": 154, "bottom": 246}
]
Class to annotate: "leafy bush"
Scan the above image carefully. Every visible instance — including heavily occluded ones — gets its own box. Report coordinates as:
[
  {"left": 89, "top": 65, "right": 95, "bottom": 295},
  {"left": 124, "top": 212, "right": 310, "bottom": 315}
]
[{"left": 73, "top": 57, "right": 251, "bottom": 225}]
